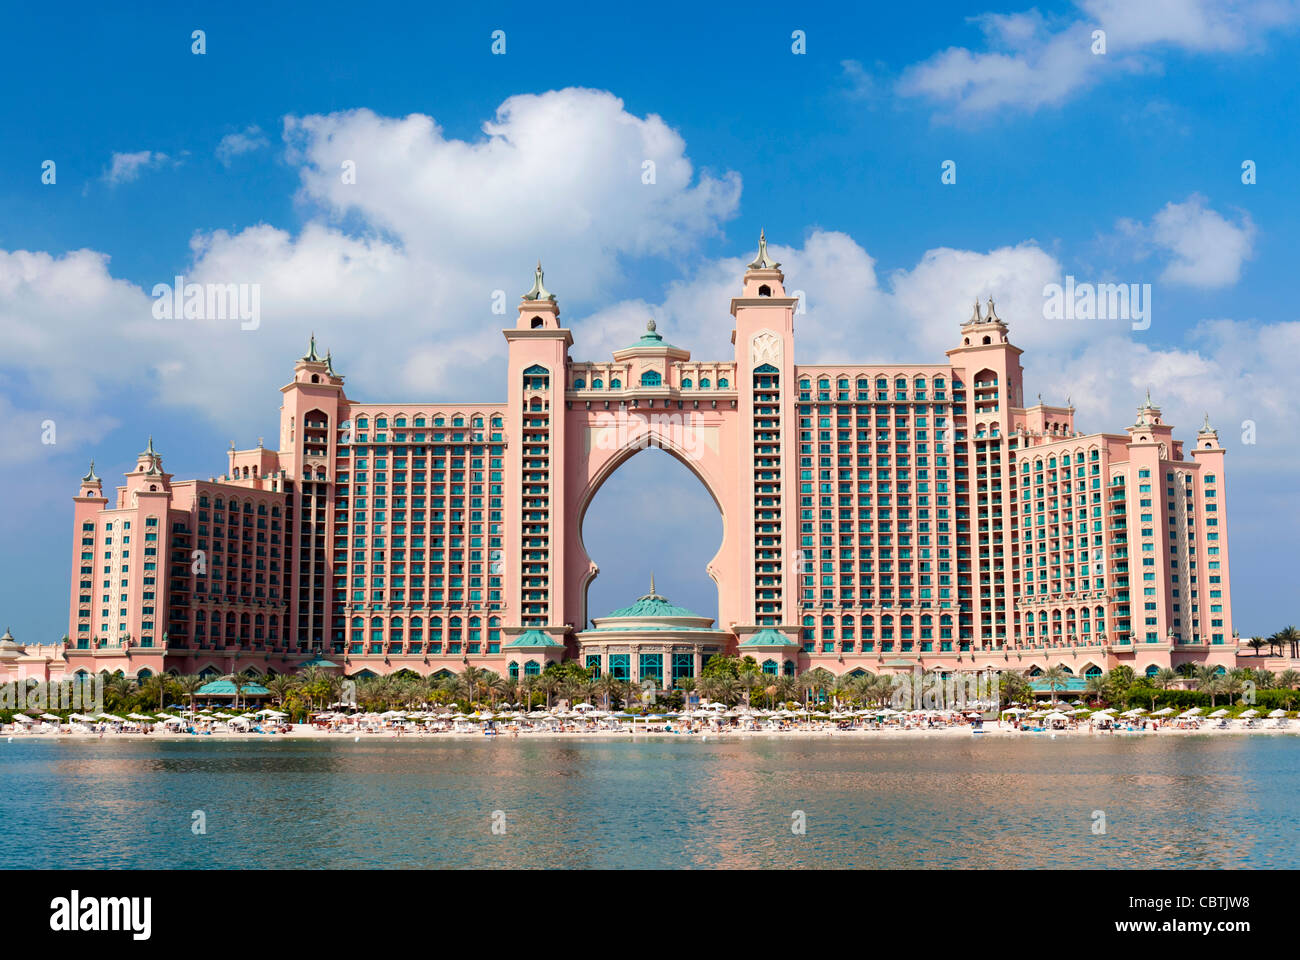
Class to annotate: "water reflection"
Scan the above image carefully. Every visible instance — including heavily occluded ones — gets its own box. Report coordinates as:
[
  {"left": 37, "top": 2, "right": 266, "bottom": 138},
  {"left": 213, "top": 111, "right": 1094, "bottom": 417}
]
[{"left": 0, "top": 736, "right": 1291, "bottom": 869}]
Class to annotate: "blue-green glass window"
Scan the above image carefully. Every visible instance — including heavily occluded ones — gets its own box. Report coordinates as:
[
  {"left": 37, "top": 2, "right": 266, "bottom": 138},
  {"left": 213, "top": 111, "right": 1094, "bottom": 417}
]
[
  {"left": 639, "top": 653, "right": 663, "bottom": 683},
  {"left": 585, "top": 655, "right": 602, "bottom": 677},
  {"left": 671, "top": 652, "right": 693, "bottom": 681},
  {"left": 609, "top": 653, "right": 630, "bottom": 680}
]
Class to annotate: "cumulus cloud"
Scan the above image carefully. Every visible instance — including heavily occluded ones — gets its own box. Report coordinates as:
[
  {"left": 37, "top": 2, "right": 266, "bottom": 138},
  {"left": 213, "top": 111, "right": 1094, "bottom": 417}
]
[
  {"left": 102, "top": 150, "right": 171, "bottom": 185},
  {"left": 216, "top": 125, "right": 269, "bottom": 166},
  {"left": 1117, "top": 194, "right": 1255, "bottom": 288},
  {"left": 897, "top": 0, "right": 1300, "bottom": 116},
  {"left": 0, "top": 89, "right": 743, "bottom": 451}
]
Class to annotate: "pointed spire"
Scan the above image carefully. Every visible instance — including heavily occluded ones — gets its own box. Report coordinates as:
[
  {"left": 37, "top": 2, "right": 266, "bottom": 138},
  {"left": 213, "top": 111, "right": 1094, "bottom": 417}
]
[
  {"left": 650, "top": 572, "right": 656, "bottom": 596},
  {"left": 747, "top": 229, "right": 781, "bottom": 270},
  {"left": 139, "top": 435, "right": 156, "bottom": 458},
  {"left": 521, "top": 260, "right": 556, "bottom": 302},
  {"left": 967, "top": 299, "right": 982, "bottom": 324},
  {"left": 82, "top": 459, "right": 100, "bottom": 484},
  {"left": 1142, "top": 388, "right": 1155, "bottom": 410},
  {"left": 985, "top": 295, "right": 1000, "bottom": 322},
  {"left": 325, "top": 349, "right": 336, "bottom": 376},
  {"left": 301, "top": 333, "right": 320, "bottom": 363},
  {"left": 1199, "top": 412, "right": 1215, "bottom": 434}
]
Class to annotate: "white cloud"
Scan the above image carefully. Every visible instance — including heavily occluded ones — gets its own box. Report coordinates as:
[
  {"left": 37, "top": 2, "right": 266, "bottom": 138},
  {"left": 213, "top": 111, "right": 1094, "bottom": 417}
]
[
  {"left": 216, "top": 126, "right": 269, "bottom": 166},
  {"left": 1118, "top": 194, "right": 1255, "bottom": 288},
  {"left": 898, "top": 0, "right": 1300, "bottom": 116},
  {"left": 0, "top": 89, "right": 743, "bottom": 451},
  {"left": 103, "top": 150, "right": 170, "bottom": 185}
]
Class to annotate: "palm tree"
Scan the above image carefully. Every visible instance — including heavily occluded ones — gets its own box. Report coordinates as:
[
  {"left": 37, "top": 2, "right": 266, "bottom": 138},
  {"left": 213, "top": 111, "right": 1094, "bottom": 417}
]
[
  {"left": 104, "top": 674, "right": 136, "bottom": 712},
  {"left": 1276, "top": 670, "right": 1300, "bottom": 709},
  {"left": 1247, "top": 636, "right": 1266, "bottom": 657},
  {"left": 455, "top": 666, "right": 488, "bottom": 707},
  {"left": 1036, "top": 665, "right": 1071, "bottom": 704},
  {"left": 537, "top": 672, "right": 562, "bottom": 709},
  {"left": 174, "top": 674, "right": 205, "bottom": 713},
  {"left": 1278, "top": 625, "right": 1300, "bottom": 660},
  {"left": 264, "top": 675, "right": 295, "bottom": 709},
  {"left": 1084, "top": 673, "right": 1107, "bottom": 705},
  {"left": 798, "top": 668, "right": 836, "bottom": 709},
  {"left": 139, "top": 673, "right": 171, "bottom": 712},
  {"left": 1194, "top": 665, "right": 1226, "bottom": 707},
  {"left": 226, "top": 673, "right": 250, "bottom": 712}
]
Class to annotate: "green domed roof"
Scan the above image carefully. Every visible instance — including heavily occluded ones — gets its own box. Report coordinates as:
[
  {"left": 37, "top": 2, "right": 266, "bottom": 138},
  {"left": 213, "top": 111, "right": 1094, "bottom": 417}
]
[
  {"left": 739, "top": 629, "right": 796, "bottom": 647},
  {"left": 622, "top": 319, "right": 682, "bottom": 353},
  {"left": 602, "top": 575, "right": 705, "bottom": 620},
  {"left": 505, "top": 629, "right": 563, "bottom": 648}
]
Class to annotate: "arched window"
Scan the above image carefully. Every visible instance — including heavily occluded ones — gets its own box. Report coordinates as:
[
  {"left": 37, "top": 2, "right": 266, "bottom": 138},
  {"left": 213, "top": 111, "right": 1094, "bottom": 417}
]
[
  {"left": 524, "top": 661, "right": 541, "bottom": 676},
  {"left": 681, "top": 378, "right": 692, "bottom": 389},
  {"left": 640, "top": 370, "right": 662, "bottom": 387},
  {"left": 699, "top": 378, "right": 710, "bottom": 389},
  {"left": 610, "top": 378, "right": 621, "bottom": 389}
]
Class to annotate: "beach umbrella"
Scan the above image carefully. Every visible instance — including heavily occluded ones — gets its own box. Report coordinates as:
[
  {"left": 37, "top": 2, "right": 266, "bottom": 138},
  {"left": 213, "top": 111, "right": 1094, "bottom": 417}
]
[
  {"left": 39, "top": 713, "right": 61, "bottom": 722},
  {"left": 1268, "top": 709, "right": 1287, "bottom": 718},
  {"left": 1151, "top": 707, "right": 1176, "bottom": 716},
  {"left": 1240, "top": 709, "right": 1260, "bottom": 718},
  {"left": 10, "top": 714, "right": 33, "bottom": 723},
  {"left": 1208, "top": 709, "right": 1230, "bottom": 718},
  {"left": 1177, "top": 708, "right": 1203, "bottom": 718}
]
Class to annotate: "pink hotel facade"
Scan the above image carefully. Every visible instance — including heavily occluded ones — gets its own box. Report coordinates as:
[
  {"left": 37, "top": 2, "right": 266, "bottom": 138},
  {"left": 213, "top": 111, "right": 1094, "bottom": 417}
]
[{"left": 29, "top": 235, "right": 1247, "bottom": 686}]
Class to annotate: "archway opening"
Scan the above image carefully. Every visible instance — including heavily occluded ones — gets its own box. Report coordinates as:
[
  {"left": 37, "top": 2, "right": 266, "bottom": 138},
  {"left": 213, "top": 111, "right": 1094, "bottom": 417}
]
[{"left": 581, "top": 446, "right": 722, "bottom": 627}]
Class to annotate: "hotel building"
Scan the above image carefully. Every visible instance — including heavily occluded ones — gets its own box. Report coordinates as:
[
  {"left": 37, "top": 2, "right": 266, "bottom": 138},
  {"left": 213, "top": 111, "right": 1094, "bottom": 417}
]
[{"left": 11, "top": 234, "right": 1248, "bottom": 687}]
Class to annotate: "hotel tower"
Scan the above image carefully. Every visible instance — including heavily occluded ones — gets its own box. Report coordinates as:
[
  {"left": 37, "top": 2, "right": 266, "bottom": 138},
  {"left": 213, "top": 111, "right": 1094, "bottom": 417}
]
[{"left": 46, "top": 235, "right": 1239, "bottom": 687}]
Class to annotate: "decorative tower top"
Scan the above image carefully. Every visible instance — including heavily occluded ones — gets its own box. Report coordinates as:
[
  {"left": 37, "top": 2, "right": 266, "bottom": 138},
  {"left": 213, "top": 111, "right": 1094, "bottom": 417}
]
[
  {"left": 966, "top": 299, "right": 982, "bottom": 325},
  {"left": 747, "top": 229, "right": 781, "bottom": 270},
  {"left": 325, "top": 350, "right": 337, "bottom": 377},
  {"left": 1199, "top": 412, "right": 1215, "bottom": 435},
  {"left": 301, "top": 333, "right": 321, "bottom": 363},
  {"left": 639, "top": 573, "right": 666, "bottom": 603},
  {"left": 521, "top": 260, "right": 556, "bottom": 302},
  {"left": 139, "top": 435, "right": 156, "bottom": 458},
  {"left": 985, "top": 296, "right": 1000, "bottom": 323},
  {"left": 81, "top": 459, "right": 100, "bottom": 485}
]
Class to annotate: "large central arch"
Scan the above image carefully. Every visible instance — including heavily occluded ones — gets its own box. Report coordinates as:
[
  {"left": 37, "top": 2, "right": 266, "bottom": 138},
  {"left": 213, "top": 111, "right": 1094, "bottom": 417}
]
[{"left": 562, "top": 405, "right": 742, "bottom": 635}]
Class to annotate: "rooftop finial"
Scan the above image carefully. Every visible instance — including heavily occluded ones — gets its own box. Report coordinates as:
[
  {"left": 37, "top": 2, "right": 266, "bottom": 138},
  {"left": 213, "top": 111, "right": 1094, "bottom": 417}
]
[
  {"left": 522, "top": 260, "right": 556, "bottom": 302},
  {"left": 1199, "top": 412, "right": 1215, "bottom": 434},
  {"left": 968, "top": 299, "right": 982, "bottom": 324},
  {"left": 986, "top": 295, "right": 1000, "bottom": 321},
  {"left": 747, "top": 229, "right": 781, "bottom": 270},
  {"left": 139, "top": 435, "right": 156, "bottom": 458},
  {"left": 301, "top": 333, "right": 320, "bottom": 363},
  {"left": 82, "top": 459, "right": 100, "bottom": 484},
  {"left": 647, "top": 318, "right": 656, "bottom": 333}
]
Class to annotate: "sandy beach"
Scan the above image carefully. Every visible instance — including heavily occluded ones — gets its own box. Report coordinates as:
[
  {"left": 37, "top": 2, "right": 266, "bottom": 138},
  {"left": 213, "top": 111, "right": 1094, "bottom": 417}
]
[{"left": 5, "top": 722, "right": 1298, "bottom": 742}]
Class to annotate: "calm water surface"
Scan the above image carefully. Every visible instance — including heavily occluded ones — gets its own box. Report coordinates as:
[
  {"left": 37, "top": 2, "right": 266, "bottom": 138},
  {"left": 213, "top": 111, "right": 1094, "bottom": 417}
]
[{"left": 1, "top": 734, "right": 1295, "bottom": 868}]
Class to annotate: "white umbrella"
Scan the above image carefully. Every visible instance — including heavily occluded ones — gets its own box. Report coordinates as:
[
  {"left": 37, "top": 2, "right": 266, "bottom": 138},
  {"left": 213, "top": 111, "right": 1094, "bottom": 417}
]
[
  {"left": 40, "top": 713, "right": 62, "bottom": 722},
  {"left": 10, "top": 714, "right": 33, "bottom": 723},
  {"left": 1208, "top": 709, "right": 1229, "bottom": 718},
  {"left": 1178, "top": 708, "right": 1203, "bottom": 718},
  {"left": 1239, "top": 709, "right": 1260, "bottom": 718},
  {"left": 1151, "top": 707, "right": 1176, "bottom": 716},
  {"left": 1268, "top": 709, "right": 1287, "bottom": 718}
]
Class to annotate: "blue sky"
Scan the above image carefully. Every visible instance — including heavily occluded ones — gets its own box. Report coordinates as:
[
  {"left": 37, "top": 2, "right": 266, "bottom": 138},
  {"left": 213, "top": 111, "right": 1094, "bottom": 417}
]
[{"left": 2, "top": 0, "right": 1298, "bottom": 640}]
